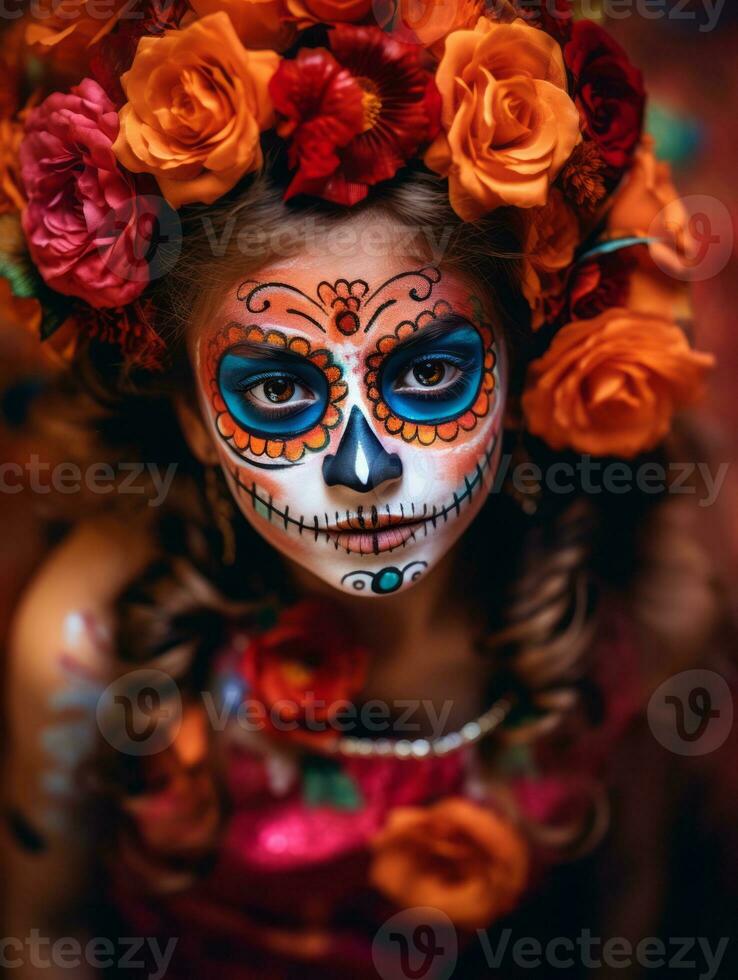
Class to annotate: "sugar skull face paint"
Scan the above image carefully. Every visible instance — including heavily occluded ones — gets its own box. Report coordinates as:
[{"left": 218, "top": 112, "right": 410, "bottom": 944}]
[
  {"left": 207, "top": 325, "right": 348, "bottom": 462},
  {"left": 193, "top": 256, "right": 507, "bottom": 597}
]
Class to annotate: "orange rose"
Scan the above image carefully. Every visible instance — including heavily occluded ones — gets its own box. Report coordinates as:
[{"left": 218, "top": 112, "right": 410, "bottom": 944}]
[
  {"left": 190, "top": 0, "right": 296, "bottom": 49},
  {"left": 425, "top": 17, "right": 580, "bottom": 220},
  {"left": 627, "top": 260, "right": 692, "bottom": 323},
  {"left": 376, "top": 0, "right": 483, "bottom": 54},
  {"left": 522, "top": 308, "right": 714, "bottom": 458},
  {"left": 0, "top": 117, "right": 25, "bottom": 214},
  {"left": 26, "top": 0, "right": 129, "bottom": 79},
  {"left": 284, "top": 0, "right": 372, "bottom": 26},
  {"left": 608, "top": 136, "right": 691, "bottom": 278},
  {"left": 522, "top": 188, "right": 580, "bottom": 329},
  {"left": 370, "top": 798, "right": 529, "bottom": 930},
  {"left": 113, "top": 13, "right": 279, "bottom": 207}
]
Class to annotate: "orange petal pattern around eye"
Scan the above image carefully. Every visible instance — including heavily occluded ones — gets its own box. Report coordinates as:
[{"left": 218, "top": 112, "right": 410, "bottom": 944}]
[
  {"left": 363, "top": 315, "right": 497, "bottom": 445},
  {"left": 206, "top": 324, "right": 346, "bottom": 463}
]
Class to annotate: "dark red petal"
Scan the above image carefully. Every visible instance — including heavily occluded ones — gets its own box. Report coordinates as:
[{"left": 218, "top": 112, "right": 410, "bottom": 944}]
[{"left": 270, "top": 47, "right": 364, "bottom": 143}]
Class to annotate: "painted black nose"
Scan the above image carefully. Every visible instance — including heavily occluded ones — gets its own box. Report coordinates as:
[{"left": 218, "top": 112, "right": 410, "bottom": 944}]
[{"left": 322, "top": 406, "right": 402, "bottom": 493}]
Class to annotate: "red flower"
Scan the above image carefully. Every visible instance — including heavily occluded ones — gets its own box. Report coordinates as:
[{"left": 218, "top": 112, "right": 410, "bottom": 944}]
[
  {"left": 240, "top": 600, "right": 368, "bottom": 740},
  {"left": 566, "top": 250, "right": 636, "bottom": 322},
  {"left": 89, "top": 0, "right": 189, "bottom": 107},
  {"left": 20, "top": 78, "right": 157, "bottom": 309},
  {"left": 270, "top": 25, "right": 441, "bottom": 205},
  {"left": 77, "top": 299, "right": 166, "bottom": 370},
  {"left": 539, "top": 0, "right": 574, "bottom": 41},
  {"left": 565, "top": 20, "right": 645, "bottom": 173},
  {"left": 515, "top": 0, "right": 574, "bottom": 42}
]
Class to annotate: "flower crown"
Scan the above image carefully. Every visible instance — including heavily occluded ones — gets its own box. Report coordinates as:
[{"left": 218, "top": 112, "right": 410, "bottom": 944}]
[{"left": 3, "top": 0, "right": 713, "bottom": 457}]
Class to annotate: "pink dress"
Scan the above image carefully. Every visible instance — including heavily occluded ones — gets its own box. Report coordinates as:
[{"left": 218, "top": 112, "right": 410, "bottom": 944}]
[{"left": 110, "top": 616, "right": 643, "bottom": 980}]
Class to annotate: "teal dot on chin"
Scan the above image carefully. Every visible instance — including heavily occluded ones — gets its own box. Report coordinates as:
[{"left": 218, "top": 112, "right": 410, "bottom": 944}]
[
  {"left": 372, "top": 567, "right": 403, "bottom": 594},
  {"left": 372, "top": 567, "right": 402, "bottom": 595}
]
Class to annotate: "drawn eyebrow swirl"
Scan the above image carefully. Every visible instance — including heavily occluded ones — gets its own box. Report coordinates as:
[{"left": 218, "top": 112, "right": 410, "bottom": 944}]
[
  {"left": 237, "top": 280, "right": 328, "bottom": 319},
  {"left": 364, "top": 266, "right": 442, "bottom": 306},
  {"left": 363, "top": 299, "right": 396, "bottom": 334}
]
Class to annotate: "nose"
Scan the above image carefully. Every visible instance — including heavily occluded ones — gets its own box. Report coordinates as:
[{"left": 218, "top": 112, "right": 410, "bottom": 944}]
[{"left": 322, "top": 406, "right": 402, "bottom": 493}]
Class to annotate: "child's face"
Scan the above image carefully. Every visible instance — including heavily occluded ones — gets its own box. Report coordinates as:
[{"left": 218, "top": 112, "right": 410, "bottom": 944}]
[{"left": 192, "top": 245, "right": 507, "bottom": 597}]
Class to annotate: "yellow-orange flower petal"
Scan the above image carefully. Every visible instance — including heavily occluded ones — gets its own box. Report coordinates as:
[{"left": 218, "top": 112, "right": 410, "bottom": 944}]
[
  {"left": 523, "top": 308, "right": 714, "bottom": 457},
  {"left": 190, "top": 0, "right": 296, "bottom": 50},
  {"left": 425, "top": 18, "right": 580, "bottom": 220},
  {"left": 371, "top": 798, "right": 529, "bottom": 931},
  {"left": 113, "top": 13, "right": 279, "bottom": 208}
]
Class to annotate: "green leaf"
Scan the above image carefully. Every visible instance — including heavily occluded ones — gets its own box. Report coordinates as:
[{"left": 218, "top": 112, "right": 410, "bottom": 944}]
[
  {"left": 0, "top": 215, "right": 74, "bottom": 339},
  {"left": 302, "top": 757, "right": 363, "bottom": 811}
]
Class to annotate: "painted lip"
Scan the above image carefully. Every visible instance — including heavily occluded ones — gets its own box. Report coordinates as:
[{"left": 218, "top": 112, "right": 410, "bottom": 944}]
[
  {"left": 329, "top": 510, "right": 423, "bottom": 532},
  {"left": 326, "top": 522, "right": 424, "bottom": 555}
]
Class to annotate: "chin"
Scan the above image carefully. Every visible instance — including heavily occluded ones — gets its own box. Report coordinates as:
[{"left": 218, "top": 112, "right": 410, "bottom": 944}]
[{"left": 241, "top": 496, "right": 489, "bottom": 597}]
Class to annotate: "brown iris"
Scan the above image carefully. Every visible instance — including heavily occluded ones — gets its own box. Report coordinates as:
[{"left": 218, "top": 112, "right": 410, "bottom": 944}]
[
  {"left": 264, "top": 378, "right": 295, "bottom": 403},
  {"left": 414, "top": 361, "right": 445, "bottom": 386}
]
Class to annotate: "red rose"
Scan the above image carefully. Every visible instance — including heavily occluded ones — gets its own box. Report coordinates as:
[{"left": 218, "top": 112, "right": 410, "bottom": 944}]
[
  {"left": 270, "top": 25, "right": 440, "bottom": 206},
  {"left": 240, "top": 600, "right": 368, "bottom": 740},
  {"left": 565, "top": 20, "right": 645, "bottom": 173},
  {"left": 566, "top": 250, "right": 636, "bottom": 321},
  {"left": 20, "top": 78, "right": 156, "bottom": 309},
  {"left": 514, "top": 0, "right": 574, "bottom": 42}
]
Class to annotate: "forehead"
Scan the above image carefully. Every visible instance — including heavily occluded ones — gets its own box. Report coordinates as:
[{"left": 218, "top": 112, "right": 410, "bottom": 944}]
[{"left": 200, "top": 250, "right": 489, "bottom": 352}]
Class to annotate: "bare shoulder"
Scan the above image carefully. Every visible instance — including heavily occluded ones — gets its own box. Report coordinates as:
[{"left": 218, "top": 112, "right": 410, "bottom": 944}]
[
  {"left": 9, "top": 515, "right": 155, "bottom": 687},
  {"left": 5, "top": 517, "right": 155, "bottom": 817}
]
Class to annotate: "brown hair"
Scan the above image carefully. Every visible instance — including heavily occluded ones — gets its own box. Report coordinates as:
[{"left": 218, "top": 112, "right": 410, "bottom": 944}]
[{"left": 36, "top": 168, "right": 726, "bottom": 887}]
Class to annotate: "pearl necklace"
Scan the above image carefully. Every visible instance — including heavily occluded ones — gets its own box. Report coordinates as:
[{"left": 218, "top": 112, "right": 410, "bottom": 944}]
[{"left": 323, "top": 695, "right": 513, "bottom": 760}]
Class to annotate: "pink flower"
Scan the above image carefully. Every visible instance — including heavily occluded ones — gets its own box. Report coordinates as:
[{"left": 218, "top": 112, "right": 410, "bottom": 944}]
[{"left": 20, "top": 78, "right": 156, "bottom": 309}]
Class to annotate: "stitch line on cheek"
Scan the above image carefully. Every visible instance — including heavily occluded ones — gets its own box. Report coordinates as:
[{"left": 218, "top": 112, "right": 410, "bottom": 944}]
[{"left": 226, "top": 435, "right": 497, "bottom": 557}]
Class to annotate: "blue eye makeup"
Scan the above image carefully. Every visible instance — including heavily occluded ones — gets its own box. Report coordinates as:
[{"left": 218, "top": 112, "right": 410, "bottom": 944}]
[
  {"left": 379, "top": 322, "right": 485, "bottom": 425},
  {"left": 218, "top": 349, "right": 329, "bottom": 438}
]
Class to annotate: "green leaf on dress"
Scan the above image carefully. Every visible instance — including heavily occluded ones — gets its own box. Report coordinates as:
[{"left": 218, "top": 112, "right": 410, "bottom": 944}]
[{"left": 302, "top": 756, "right": 363, "bottom": 811}]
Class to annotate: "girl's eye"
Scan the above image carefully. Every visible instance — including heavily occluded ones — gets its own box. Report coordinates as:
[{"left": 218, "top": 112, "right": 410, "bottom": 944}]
[
  {"left": 244, "top": 376, "right": 314, "bottom": 412},
  {"left": 218, "top": 351, "right": 329, "bottom": 438},
  {"left": 378, "top": 322, "right": 485, "bottom": 426},
  {"left": 395, "top": 359, "right": 461, "bottom": 394}
]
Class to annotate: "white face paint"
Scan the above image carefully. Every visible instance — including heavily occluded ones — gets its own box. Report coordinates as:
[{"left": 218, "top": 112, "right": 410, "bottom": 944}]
[{"left": 193, "top": 251, "right": 507, "bottom": 597}]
